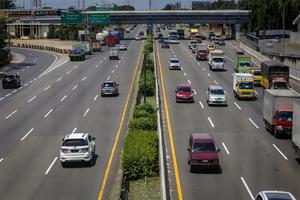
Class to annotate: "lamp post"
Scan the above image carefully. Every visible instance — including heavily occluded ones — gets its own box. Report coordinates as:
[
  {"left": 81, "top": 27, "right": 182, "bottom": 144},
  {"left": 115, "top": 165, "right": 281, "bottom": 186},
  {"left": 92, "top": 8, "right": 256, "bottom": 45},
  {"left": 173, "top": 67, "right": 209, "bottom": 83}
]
[{"left": 281, "top": 0, "right": 287, "bottom": 56}]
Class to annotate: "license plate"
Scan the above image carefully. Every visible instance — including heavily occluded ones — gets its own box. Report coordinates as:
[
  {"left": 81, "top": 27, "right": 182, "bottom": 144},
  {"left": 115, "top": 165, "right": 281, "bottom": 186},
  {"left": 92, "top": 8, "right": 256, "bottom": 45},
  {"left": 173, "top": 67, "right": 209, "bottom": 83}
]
[{"left": 202, "top": 160, "right": 208, "bottom": 163}]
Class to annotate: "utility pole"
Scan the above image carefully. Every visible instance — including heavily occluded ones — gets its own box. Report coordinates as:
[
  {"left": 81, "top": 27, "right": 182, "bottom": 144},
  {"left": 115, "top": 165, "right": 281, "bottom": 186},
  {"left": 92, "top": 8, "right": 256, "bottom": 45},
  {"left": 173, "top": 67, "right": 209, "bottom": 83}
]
[
  {"left": 149, "top": 0, "right": 151, "bottom": 10},
  {"left": 281, "top": 0, "right": 286, "bottom": 56}
]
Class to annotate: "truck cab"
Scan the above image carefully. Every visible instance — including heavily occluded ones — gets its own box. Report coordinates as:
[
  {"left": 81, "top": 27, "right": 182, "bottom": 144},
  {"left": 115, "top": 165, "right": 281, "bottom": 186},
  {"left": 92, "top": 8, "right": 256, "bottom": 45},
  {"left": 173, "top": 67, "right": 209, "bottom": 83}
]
[
  {"left": 235, "top": 56, "right": 252, "bottom": 73},
  {"left": 261, "top": 60, "right": 289, "bottom": 89},
  {"left": 270, "top": 77, "right": 289, "bottom": 89},
  {"left": 233, "top": 73, "right": 254, "bottom": 100}
]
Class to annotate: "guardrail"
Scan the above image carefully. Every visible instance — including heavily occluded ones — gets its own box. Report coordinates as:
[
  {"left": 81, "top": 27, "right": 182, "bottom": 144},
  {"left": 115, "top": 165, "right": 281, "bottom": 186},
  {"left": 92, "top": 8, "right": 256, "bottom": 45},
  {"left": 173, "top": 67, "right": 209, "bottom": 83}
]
[{"left": 13, "top": 43, "right": 69, "bottom": 54}]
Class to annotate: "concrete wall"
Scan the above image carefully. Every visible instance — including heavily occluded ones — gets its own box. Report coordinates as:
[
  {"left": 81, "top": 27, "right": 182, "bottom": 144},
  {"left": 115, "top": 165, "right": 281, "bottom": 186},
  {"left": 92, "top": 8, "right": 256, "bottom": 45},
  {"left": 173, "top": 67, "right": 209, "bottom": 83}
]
[
  {"left": 40, "top": 25, "right": 49, "bottom": 38},
  {"left": 290, "top": 31, "right": 300, "bottom": 46}
]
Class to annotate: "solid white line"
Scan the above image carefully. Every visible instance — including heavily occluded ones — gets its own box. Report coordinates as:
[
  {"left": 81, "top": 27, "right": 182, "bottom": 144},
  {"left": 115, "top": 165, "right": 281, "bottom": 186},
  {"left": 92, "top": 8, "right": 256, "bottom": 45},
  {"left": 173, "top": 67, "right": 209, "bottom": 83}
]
[
  {"left": 71, "top": 127, "right": 77, "bottom": 133},
  {"left": 248, "top": 118, "right": 259, "bottom": 128},
  {"left": 5, "top": 110, "right": 18, "bottom": 119},
  {"left": 254, "top": 90, "right": 259, "bottom": 95},
  {"left": 93, "top": 94, "right": 98, "bottom": 101},
  {"left": 24, "top": 83, "right": 28, "bottom": 87},
  {"left": 273, "top": 144, "right": 288, "bottom": 160},
  {"left": 0, "top": 158, "right": 3, "bottom": 162},
  {"left": 56, "top": 77, "right": 63, "bottom": 82},
  {"left": 60, "top": 95, "right": 67, "bottom": 102},
  {"left": 83, "top": 108, "right": 90, "bottom": 117},
  {"left": 241, "top": 177, "right": 255, "bottom": 200},
  {"left": 43, "top": 85, "right": 51, "bottom": 91},
  {"left": 21, "top": 128, "right": 34, "bottom": 141},
  {"left": 112, "top": 69, "right": 115, "bottom": 74},
  {"left": 207, "top": 73, "right": 211, "bottom": 77},
  {"left": 222, "top": 142, "right": 230, "bottom": 155},
  {"left": 44, "top": 109, "right": 53, "bottom": 118},
  {"left": 12, "top": 90, "right": 17, "bottom": 93},
  {"left": 45, "top": 157, "right": 58, "bottom": 175},
  {"left": 72, "top": 84, "right": 78, "bottom": 90},
  {"left": 0, "top": 97, "right": 4, "bottom": 101},
  {"left": 66, "top": 70, "right": 71, "bottom": 75},
  {"left": 193, "top": 89, "right": 197, "bottom": 95},
  {"left": 5, "top": 93, "right": 11, "bottom": 97},
  {"left": 184, "top": 72, "right": 187, "bottom": 76},
  {"left": 28, "top": 96, "right": 37, "bottom": 103},
  {"left": 81, "top": 76, "right": 87, "bottom": 81},
  {"left": 214, "top": 80, "right": 219, "bottom": 85},
  {"left": 208, "top": 117, "right": 215, "bottom": 128},
  {"left": 107, "top": 76, "right": 111, "bottom": 80},
  {"left": 199, "top": 101, "right": 204, "bottom": 109},
  {"left": 29, "top": 80, "right": 33, "bottom": 83},
  {"left": 234, "top": 102, "right": 242, "bottom": 110}
]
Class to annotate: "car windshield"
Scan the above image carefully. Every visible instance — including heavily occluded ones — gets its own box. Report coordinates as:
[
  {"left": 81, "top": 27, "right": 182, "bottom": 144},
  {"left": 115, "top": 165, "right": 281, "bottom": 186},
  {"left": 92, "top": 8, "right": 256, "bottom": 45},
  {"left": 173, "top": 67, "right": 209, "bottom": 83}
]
[
  {"left": 192, "top": 142, "right": 216, "bottom": 152},
  {"left": 240, "top": 62, "right": 251, "bottom": 68},
  {"left": 212, "top": 58, "right": 224, "bottom": 63},
  {"left": 211, "top": 89, "right": 224, "bottom": 95},
  {"left": 171, "top": 60, "right": 179, "bottom": 63},
  {"left": 103, "top": 82, "right": 114, "bottom": 87},
  {"left": 278, "top": 112, "right": 293, "bottom": 122},
  {"left": 239, "top": 82, "right": 254, "bottom": 89},
  {"left": 273, "top": 82, "right": 288, "bottom": 89},
  {"left": 265, "top": 192, "right": 294, "bottom": 200},
  {"left": 62, "top": 139, "right": 88, "bottom": 146},
  {"left": 178, "top": 87, "right": 191, "bottom": 92},
  {"left": 5, "top": 75, "right": 15, "bottom": 78}
]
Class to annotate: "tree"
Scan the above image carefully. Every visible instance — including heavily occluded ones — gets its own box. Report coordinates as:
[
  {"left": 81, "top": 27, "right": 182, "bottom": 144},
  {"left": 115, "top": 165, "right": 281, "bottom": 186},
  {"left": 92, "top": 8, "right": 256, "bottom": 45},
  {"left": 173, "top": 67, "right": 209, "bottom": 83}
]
[
  {"left": 0, "top": 0, "right": 16, "bottom": 9},
  {"left": 162, "top": 4, "right": 174, "bottom": 10},
  {"left": 113, "top": 4, "right": 135, "bottom": 10}
]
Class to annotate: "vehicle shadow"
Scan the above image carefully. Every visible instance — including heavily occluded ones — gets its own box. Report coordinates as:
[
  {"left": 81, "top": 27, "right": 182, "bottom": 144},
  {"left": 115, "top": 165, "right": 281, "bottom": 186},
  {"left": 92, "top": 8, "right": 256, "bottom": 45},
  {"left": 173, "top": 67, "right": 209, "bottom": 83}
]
[
  {"left": 191, "top": 166, "right": 223, "bottom": 174},
  {"left": 62, "top": 154, "right": 98, "bottom": 168}
]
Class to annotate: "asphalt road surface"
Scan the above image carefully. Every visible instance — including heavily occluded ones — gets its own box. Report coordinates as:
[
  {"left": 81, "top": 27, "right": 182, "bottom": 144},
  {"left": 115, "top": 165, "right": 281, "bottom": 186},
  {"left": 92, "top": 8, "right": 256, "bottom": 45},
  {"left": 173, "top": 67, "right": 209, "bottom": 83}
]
[
  {"left": 156, "top": 28, "right": 300, "bottom": 200},
  {"left": 0, "top": 25, "right": 144, "bottom": 200}
]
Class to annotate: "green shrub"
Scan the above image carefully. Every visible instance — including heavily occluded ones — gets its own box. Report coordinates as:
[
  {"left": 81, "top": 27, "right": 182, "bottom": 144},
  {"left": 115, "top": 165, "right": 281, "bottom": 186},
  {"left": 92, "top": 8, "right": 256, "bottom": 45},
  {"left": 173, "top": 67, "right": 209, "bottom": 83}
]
[
  {"left": 122, "top": 130, "right": 159, "bottom": 180},
  {"left": 136, "top": 103, "right": 156, "bottom": 114},
  {"left": 129, "top": 117, "right": 157, "bottom": 131},
  {"left": 133, "top": 103, "right": 156, "bottom": 119}
]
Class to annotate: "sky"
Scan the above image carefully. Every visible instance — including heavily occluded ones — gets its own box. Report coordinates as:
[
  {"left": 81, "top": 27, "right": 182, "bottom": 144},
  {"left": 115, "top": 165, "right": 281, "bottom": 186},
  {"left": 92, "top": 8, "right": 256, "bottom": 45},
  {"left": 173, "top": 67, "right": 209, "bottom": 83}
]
[{"left": 15, "top": 0, "right": 210, "bottom": 10}]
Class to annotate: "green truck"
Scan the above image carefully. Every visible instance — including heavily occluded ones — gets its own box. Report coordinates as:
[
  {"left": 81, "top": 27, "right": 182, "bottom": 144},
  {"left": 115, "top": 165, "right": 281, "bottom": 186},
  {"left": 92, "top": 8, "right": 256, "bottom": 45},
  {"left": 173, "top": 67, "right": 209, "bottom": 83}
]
[{"left": 235, "top": 56, "right": 252, "bottom": 73}]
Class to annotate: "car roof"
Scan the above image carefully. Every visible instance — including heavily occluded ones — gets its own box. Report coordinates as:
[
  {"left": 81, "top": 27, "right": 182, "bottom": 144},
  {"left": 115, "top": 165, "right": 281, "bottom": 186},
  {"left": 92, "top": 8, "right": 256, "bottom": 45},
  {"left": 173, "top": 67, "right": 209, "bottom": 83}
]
[
  {"left": 191, "top": 133, "right": 214, "bottom": 142},
  {"left": 170, "top": 58, "right": 179, "bottom": 61},
  {"left": 209, "top": 85, "right": 223, "bottom": 90},
  {"left": 178, "top": 84, "right": 191, "bottom": 88},
  {"left": 103, "top": 80, "right": 115, "bottom": 84},
  {"left": 65, "top": 133, "right": 88, "bottom": 140},
  {"left": 260, "top": 191, "right": 296, "bottom": 200}
]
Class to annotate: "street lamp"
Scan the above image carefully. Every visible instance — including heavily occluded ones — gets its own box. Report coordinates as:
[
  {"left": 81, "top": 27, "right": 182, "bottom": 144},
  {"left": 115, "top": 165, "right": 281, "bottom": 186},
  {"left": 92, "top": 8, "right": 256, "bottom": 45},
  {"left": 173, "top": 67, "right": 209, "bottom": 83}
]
[{"left": 281, "top": 0, "right": 287, "bottom": 56}]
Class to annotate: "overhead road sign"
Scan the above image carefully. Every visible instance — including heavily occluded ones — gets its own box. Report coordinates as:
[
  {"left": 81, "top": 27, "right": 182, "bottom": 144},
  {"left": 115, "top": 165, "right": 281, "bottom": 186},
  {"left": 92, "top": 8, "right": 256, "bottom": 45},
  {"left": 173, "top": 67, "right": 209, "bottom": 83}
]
[
  {"left": 61, "top": 13, "right": 83, "bottom": 24},
  {"left": 88, "top": 13, "right": 110, "bottom": 24}
]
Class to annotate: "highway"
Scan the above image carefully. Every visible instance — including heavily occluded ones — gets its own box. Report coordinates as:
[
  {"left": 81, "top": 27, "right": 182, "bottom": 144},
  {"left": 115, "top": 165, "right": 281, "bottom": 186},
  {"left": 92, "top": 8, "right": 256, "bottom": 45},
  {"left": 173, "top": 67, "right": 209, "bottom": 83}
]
[
  {"left": 156, "top": 28, "right": 300, "bottom": 200},
  {"left": 0, "top": 25, "right": 144, "bottom": 200}
]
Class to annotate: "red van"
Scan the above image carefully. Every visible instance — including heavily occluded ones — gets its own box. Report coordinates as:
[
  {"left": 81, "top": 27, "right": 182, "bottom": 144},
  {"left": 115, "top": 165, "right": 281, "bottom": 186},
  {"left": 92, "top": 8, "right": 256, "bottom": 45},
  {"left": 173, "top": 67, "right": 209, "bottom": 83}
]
[{"left": 187, "top": 133, "right": 220, "bottom": 172}]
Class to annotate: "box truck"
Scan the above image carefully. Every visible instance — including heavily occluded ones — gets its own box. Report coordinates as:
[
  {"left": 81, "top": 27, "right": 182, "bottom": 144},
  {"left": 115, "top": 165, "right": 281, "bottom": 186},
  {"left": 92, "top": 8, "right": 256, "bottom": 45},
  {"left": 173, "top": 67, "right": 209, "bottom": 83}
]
[{"left": 233, "top": 73, "right": 254, "bottom": 100}]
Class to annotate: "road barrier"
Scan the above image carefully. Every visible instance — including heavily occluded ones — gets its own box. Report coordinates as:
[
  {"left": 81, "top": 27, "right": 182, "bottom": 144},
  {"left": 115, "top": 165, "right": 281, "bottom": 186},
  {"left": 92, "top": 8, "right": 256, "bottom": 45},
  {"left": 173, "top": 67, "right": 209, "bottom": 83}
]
[{"left": 13, "top": 42, "right": 69, "bottom": 55}]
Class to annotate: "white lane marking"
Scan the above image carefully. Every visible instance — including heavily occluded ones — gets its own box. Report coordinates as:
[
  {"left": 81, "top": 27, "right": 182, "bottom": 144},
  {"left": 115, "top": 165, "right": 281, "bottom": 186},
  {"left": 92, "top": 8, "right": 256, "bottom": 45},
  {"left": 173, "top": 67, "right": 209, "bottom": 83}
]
[
  {"left": 199, "top": 101, "right": 204, "bottom": 109},
  {"left": 254, "top": 90, "right": 259, "bottom": 95},
  {"left": 208, "top": 117, "right": 215, "bottom": 128},
  {"left": 21, "top": 128, "right": 34, "bottom": 141},
  {"left": 24, "top": 83, "right": 29, "bottom": 87},
  {"left": 0, "top": 97, "right": 4, "bottom": 101},
  {"left": 5, "top": 93, "right": 11, "bottom": 97},
  {"left": 72, "top": 84, "right": 78, "bottom": 90},
  {"left": 112, "top": 69, "right": 115, "bottom": 74},
  {"left": 56, "top": 77, "right": 63, "bottom": 82},
  {"left": 214, "top": 80, "right": 219, "bottom": 85},
  {"left": 248, "top": 118, "right": 259, "bottom": 128},
  {"left": 5, "top": 110, "right": 18, "bottom": 119},
  {"left": 93, "top": 94, "right": 98, "bottom": 101},
  {"left": 44, "top": 109, "right": 53, "bottom": 118},
  {"left": 81, "top": 76, "right": 87, "bottom": 81},
  {"left": 118, "top": 60, "right": 121, "bottom": 63},
  {"left": 43, "top": 85, "right": 51, "bottom": 91},
  {"left": 74, "top": 65, "right": 79, "bottom": 69},
  {"left": 190, "top": 55, "right": 193, "bottom": 58},
  {"left": 28, "top": 96, "right": 37, "bottom": 103},
  {"left": 188, "top": 80, "right": 191, "bottom": 84},
  {"left": 107, "top": 76, "right": 111, "bottom": 80},
  {"left": 184, "top": 72, "right": 187, "bottom": 76},
  {"left": 45, "top": 157, "right": 58, "bottom": 175},
  {"left": 60, "top": 95, "right": 67, "bottom": 102},
  {"left": 12, "top": 90, "right": 17, "bottom": 94},
  {"left": 66, "top": 70, "right": 71, "bottom": 75},
  {"left": 207, "top": 73, "right": 211, "bottom": 77},
  {"left": 273, "top": 144, "right": 288, "bottom": 160},
  {"left": 222, "top": 142, "right": 230, "bottom": 155},
  {"left": 0, "top": 158, "right": 3, "bottom": 162},
  {"left": 234, "top": 102, "right": 242, "bottom": 110},
  {"left": 241, "top": 177, "right": 255, "bottom": 200},
  {"left": 231, "top": 73, "right": 234, "bottom": 76},
  {"left": 193, "top": 89, "right": 197, "bottom": 95},
  {"left": 19, "top": 86, "right": 23, "bottom": 89},
  {"left": 83, "top": 108, "right": 90, "bottom": 117},
  {"left": 29, "top": 80, "right": 33, "bottom": 83},
  {"left": 115, "top": 64, "right": 119, "bottom": 68},
  {"left": 202, "top": 67, "right": 206, "bottom": 71},
  {"left": 193, "top": 58, "right": 196, "bottom": 61},
  {"left": 174, "top": 54, "right": 176, "bottom": 57},
  {"left": 197, "top": 63, "right": 201, "bottom": 66},
  {"left": 71, "top": 127, "right": 77, "bottom": 133}
]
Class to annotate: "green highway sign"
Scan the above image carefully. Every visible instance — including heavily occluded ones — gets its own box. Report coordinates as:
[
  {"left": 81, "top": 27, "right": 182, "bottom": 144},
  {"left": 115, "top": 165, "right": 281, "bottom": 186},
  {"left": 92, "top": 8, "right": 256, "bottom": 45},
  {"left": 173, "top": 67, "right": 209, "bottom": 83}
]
[
  {"left": 61, "top": 13, "right": 83, "bottom": 24},
  {"left": 88, "top": 13, "right": 110, "bottom": 24}
]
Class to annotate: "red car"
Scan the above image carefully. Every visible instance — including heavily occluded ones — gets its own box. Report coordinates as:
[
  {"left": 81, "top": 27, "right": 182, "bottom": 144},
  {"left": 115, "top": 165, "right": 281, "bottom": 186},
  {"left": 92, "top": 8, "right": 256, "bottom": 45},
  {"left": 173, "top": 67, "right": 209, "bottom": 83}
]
[
  {"left": 175, "top": 84, "right": 194, "bottom": 103},
  {"left": 188, "top": 133, "right": 220, "bottom": 172}
]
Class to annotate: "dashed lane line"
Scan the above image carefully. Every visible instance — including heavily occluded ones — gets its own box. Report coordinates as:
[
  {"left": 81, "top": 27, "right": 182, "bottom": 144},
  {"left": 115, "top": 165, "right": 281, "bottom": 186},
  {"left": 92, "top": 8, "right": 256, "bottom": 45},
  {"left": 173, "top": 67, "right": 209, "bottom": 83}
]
[
  {"left": 184, "top": 72, "right": 187, "bottom": 76},
  {"left": 71, "top": 127, "right": 77, "bottom": 133},
  {"left": 72, "top": 84, "right": 78, "bottom": 90},
  {"left": 44, "top": 109, "right": 53, "bottom": 118},
  {"left": 248, "top": 118, "right": 259, "bottom": 128},
  {"left": 5, "top": 110, "right": 18, "bottom": 119},
  {"left": 60, "top": 95, "right": 67, "bottom": 102},
  {"left": 81, "top": 76, "right": 87, "bottom": 81},
  {"left": 28, "top": 96, "right": 37, "bottom": 103},
  {"left": 240, "top": 177, "right": 255, "bottom": 200},
  {"left": 43, "top": 85, "right": 51, "bottom": 91},
  {"left": 21, "top": 128, "right": 34, "bottom": 141},
  {"left": 56, "top": 77, "right": 63, "bottom": 82},
  {"left": 199, "top": 100, "right": 204, "bottom": 109},
  {"left": 94, "top": 94, "right": 98, "bottom": 101},
  {"left": 222, "top": 142, "right": 230, "bottom": 155},
  {"left": 83, "top": 108, "right": 90, "bottom": 117},
  {"left": 45, "top": 157, "right": 58, "bottom": 175},
  {"left": 234, "top": 102, "right": 242, "bottom": 110},
  {"left": 273, "top": 144, "right": 288, "bottom": 160},
  {"left": 208, "top": 117, "right": 215, "bottom": 128},
  {"left": 188, "top": 80, "right": 191, "bottom": 84}
]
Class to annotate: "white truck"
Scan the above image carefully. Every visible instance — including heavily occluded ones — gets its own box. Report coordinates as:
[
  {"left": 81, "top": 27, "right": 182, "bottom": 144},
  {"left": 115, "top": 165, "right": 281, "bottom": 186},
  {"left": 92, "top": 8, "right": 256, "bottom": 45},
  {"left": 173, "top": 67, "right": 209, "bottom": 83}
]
[
  {"left": 208, "top": 50, "right": 225, "bottom": 71},
  {"left": 263, "top": 89, "right": 300, "bottom": 138},
  {"left": 233, "top": 73, "right": 254, "bottom": 100},
  {"left": 292, "top": 100, "right": 300, "bottom": 157}
]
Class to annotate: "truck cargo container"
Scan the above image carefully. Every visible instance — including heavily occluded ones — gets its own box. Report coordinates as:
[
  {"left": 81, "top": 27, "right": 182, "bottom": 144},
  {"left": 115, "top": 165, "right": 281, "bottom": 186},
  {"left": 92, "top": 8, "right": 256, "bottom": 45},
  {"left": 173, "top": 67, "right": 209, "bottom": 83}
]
[
  {"left": 196, "top": 43, "right": 208, "bottom": 60},
  {"left": 292, "top": 100, "right": 300, "bottom": 157},
  {"left": 261, "top": 60, "right": 289, "bottom": 89},
  {"left": 263, "top": 89, "right": 300, "bottom": 138},
  {"left": 177, "top": 29, "right": 184, "bottom": 39},
  {"left": 106, "top": 35, "right": 116, "bottom": 47},
  {"left": 235, "top": 56, "right": 252, "bottom": 73}
]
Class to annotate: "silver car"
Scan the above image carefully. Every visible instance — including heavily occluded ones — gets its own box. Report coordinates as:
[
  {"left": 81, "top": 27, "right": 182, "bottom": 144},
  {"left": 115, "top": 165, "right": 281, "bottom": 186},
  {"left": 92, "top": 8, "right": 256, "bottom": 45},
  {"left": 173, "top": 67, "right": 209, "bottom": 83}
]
[
  {"left": 206, "top": 85, "right": 227, "bottom": 106},
  {"left": 60, "top": 133, "right": 96, "bottom": 167},
  {"left": 255, "top": 191, "right": 296, "bottom": 200},
  {"left": 101, "top": 81, "right": 119, "bottom": 97}
]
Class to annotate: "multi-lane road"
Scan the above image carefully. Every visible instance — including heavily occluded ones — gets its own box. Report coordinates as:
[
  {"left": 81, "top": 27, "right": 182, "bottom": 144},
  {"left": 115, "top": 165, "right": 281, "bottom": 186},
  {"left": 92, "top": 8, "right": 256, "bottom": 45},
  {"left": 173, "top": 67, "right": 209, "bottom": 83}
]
[
  {"left": 0, "top": 25, "right": 144, "bottom": 200},
  {"left": 156, "top": 28, "right": 300, "bottom": 200}
]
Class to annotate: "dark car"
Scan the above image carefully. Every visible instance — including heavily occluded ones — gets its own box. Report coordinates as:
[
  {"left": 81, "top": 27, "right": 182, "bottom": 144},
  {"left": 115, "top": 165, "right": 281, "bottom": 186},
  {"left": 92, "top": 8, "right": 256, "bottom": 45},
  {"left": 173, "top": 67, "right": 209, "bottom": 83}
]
[
  {"left": 236, "top": 50, "right": 245, "bottom": 55},
  {"left": 188, "top": 133, "right": 220, "bottom": 172},
  {"left": 175, "top": 84, "right": 194, "bottom": 103},
  {"left": 2, "top": 74, "right": 21, "bottom": 89},
  {"left": 101, "top": 81, "right": 119, "bottom": 97},
  {"left": 139, "top": 31, "right": 144, "bottom": 36},
  {"left": 218, "top": 39, "right": 225, "bottom": 46},
  {"left": 162, "top": 40, "right": 170, "bottom": 48},
  {"left": 158, "top": 33, "right": 163, "bottom": 39}
]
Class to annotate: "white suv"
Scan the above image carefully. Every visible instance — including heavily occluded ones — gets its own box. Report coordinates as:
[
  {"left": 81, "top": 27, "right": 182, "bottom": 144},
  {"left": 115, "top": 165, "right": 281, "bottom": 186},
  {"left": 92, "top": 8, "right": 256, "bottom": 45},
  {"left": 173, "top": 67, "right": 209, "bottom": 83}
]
[
  {"left": 255, "top": 191, "right": 296, "bottom": 200},
  {"left": 60, "top": 133, "right": 96, "bottom": 167},
  {"left": 169, "top": 58, "right": 181, "bottom": 70}
]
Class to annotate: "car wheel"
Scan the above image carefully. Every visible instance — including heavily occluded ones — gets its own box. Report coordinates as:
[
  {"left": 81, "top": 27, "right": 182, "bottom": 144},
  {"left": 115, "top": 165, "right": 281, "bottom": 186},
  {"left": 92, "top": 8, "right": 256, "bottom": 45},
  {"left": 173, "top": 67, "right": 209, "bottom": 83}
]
[
  {"left": 188, "top": 159, "right": 190, "bottom": 165},
  {"left": 61, "top": 162, "right": 67, "bottom": 168},
  {"left": 189, "top": 164, "right": 194, "bottom": 173}
]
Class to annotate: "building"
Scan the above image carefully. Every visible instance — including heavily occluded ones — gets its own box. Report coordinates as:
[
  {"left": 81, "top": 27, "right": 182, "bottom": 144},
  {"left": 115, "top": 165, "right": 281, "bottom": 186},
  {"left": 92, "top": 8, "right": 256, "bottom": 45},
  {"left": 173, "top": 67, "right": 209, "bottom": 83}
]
[
  {"left": 192, "top": 1, "right": 211, "bottom": 10},
  {"left": 290, "top": 14, "right": 300, "bottom": 46},
  {"left": 175, "top": 2, "right": 181, "bottom": 10}
]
